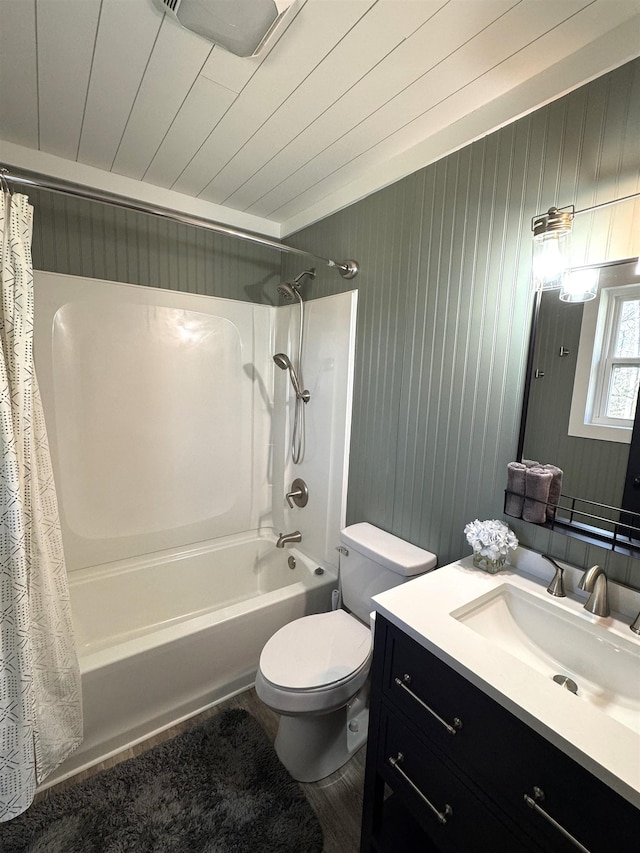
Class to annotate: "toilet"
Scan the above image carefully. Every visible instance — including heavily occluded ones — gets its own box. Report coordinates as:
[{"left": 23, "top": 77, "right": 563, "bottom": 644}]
[{"left": 255, "top": 522, "right": 436, "bottom": 782}]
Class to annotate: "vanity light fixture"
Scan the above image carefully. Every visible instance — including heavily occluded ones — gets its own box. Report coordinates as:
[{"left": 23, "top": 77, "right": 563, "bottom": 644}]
[
  {"left": 532, "top": 206, "right": 573, "bottom": 292},
  {"left": 531, "top": 191, "right": 640, "bottom": 302}
]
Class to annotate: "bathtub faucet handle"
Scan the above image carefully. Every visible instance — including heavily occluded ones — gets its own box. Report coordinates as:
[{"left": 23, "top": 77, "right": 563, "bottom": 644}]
[{"left": 286, "top": 478, "right": 309, "bottom": 509}]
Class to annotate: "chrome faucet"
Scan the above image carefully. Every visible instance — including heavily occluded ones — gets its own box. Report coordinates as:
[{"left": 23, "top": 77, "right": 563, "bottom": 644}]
[
  {"left": 276, "top": 530, "right": 302, "bottom": 548},
  {"left": 630, "top": 611, "right": 640, "bottom": 635},
  {"left": 578, "top": 565, "right": 610, "bottom": 617},
  {"left": 541, "top": 554, "right": 565, "bottom": 597}
]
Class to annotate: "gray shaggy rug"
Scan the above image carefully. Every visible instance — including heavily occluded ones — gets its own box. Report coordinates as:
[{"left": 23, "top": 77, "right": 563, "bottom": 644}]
[{"left": 0, "top": 709, "right": 323, "bottom": 853}]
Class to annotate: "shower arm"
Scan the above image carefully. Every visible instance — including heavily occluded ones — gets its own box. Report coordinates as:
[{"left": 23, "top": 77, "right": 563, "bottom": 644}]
[{"left": 1, "top": 166, "right": 360, "bottom": 279}]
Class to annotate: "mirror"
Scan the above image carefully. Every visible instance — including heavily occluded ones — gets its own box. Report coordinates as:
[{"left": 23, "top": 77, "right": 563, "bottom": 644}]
[{"left": 517, "top": 258, "right": 640, "bottom": 555}]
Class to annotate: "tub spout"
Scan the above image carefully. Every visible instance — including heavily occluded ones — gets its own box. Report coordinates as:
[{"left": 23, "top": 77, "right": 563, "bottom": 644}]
[{"left": 276, "top": 531, "right": 302, "bottom": 548}]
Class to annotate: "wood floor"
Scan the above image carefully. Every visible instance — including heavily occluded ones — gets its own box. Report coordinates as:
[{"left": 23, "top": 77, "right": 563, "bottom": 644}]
[{"left": 35, "top": 688, "right": 366, "bottom": 853}]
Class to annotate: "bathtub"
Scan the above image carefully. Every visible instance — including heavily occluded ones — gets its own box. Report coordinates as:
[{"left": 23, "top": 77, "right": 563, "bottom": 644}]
[{"left": 43, "top": 532, "right": 336, "bottom": 788}]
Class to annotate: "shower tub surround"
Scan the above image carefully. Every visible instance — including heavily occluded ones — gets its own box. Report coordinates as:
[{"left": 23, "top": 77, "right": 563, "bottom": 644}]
[
  {"left": 33, "top": 271, "right": 356, "bottom": 787},
  {"left": 43, "top": 533, "right": 334, "bottom": 788}
]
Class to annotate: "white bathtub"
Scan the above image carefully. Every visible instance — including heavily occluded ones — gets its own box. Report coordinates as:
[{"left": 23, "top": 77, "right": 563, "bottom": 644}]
[{"left": 43, "top": 533, "right": 336, "bottom": 788}]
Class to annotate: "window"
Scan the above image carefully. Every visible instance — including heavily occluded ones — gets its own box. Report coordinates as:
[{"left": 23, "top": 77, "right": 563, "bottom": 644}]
[
  {"left": 569, "top": 280, "right": 640, "bottom": 444},
  {"left": 592, "top": 285, "right": 640, "bottom": 425}
]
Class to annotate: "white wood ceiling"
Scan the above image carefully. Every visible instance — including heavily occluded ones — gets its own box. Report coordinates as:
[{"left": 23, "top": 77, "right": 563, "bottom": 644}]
[{"left": 1, "top": 0, "right": 640, "bottom": 237}]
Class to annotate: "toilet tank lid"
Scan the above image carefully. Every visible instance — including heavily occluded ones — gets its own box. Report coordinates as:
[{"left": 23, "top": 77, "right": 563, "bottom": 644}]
[{"left": 340, "top": 523, "right": 437, "bottom": 576}]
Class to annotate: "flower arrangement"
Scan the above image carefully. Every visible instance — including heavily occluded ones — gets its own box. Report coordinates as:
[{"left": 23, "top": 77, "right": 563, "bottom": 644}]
[{"left": 464, "top": 519, "right": 518, "bottom": 573}]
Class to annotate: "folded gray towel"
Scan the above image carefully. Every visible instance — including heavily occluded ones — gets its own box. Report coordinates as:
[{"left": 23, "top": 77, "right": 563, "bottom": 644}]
[
  {"left": 542, "top": 464, "right": 563, "bottom": 520},
  {"left": 522, "top": 459, "right": 540, "bottom": 468},
  {"left": 523, "top": 466, "right": 553, "bottom": 524},
  {"left": 505, "top": 462, "right": 526, "bottom": 518}
]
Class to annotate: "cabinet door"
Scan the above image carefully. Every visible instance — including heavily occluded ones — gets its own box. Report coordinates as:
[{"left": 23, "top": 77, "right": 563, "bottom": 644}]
[{"left": 378, "top": 708, "right": 533, "bottom": 853}]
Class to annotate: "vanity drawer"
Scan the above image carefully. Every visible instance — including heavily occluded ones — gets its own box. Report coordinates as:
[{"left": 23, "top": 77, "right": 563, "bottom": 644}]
[
  {"left": 378, "top": 616, "right": 640, "bottom": 852},
  {"left": 378, "top": 707, "right": 533, "bottom": 853},
  {"left": 380, "top": 618, "right": 523, "bottom": 778},
  {"left": 496, "top": 727, "right": 640, "bottom": 853}
]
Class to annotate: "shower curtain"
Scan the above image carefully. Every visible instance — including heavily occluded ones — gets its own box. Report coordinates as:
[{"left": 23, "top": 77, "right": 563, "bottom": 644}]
[{"left": 0, "top": 191, "right": 82, "bottom": 821}]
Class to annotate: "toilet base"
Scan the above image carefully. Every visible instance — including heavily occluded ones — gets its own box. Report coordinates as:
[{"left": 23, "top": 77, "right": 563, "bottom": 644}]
[{"left": 274, "top": 686, "right": 369, "bottom": 783}]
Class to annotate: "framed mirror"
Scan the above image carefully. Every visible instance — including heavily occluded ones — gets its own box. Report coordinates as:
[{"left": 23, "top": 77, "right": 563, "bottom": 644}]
[{"left": 517, "top": 257, "right": 640, "bottom": 555}]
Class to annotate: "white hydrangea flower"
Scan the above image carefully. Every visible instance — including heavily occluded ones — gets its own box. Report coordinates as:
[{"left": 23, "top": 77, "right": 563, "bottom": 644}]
[{"left": 464, "top": 519, "right": 518, "bottom": 559}]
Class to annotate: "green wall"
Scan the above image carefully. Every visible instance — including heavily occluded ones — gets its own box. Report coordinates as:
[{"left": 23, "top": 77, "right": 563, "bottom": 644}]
[
  {"left": 283, "top": 58, "right": 640, "bottom": 587},
  {"left": 30, "top": 187, "right": 281, "bottom": 302}
]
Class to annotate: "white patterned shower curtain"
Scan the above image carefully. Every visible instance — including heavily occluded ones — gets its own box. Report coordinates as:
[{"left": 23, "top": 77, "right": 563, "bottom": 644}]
[{"left": 0, "top": 191, "right": 82, "bottom": 821}]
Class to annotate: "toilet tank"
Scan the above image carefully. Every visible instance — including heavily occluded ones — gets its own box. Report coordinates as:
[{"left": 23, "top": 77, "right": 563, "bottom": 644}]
[{"left": 339, "top": 523, "right": 437, "bottom": 624}]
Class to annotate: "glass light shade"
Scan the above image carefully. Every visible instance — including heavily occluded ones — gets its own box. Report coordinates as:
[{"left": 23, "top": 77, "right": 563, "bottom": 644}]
[
  {"left": 531, "top": 206, "right": 573, "bottom": 291},
  {"left": 532, "top": 230, "right": 571, "bottom": 290},
  {"left": 559, "top": 269, "right": 599, "bottom": 303}
]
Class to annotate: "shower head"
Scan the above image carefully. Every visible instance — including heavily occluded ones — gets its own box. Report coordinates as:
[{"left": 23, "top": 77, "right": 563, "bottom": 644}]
[
  {"left": 277, "top": 282, "right": 299, "bottom": 301},
  {"left": 273, "top": 353, "right": 310, "bottom": 402},
  {"left": 273, "top": 352, "right": 293, "bottom": 371},
  {"left": 277, "top": 268, "right": 316, "bottom": 300}
]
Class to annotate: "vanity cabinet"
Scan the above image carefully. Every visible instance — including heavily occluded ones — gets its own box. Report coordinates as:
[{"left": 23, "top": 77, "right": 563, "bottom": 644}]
[{"left": 360, "top": 614, "right": 640, "bottom": 853}]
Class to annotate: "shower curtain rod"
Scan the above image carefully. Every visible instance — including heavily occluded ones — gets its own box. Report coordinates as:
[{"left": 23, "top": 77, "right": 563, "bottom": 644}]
[{"left": 0, "top": 165, "right": 359, "bottom": 280}]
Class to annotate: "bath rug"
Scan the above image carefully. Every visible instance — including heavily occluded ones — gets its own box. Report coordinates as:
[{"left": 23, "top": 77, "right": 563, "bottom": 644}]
[{"left": 0, "top": 709, "right": 323, "bottom": 853}]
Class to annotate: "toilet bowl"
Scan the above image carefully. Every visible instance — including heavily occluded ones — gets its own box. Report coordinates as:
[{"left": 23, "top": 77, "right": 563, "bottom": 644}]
[
  {"left": 256, "top": 610, "right": 371, "bottom": 714},
  {"left": 255, "top": 610, "right": 372, "bottom": 782},
  {"left": 255, "top": 523, "right": 436, "bottom": 782}
]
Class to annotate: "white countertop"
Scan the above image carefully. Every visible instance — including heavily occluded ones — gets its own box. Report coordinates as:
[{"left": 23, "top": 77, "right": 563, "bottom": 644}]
[{"left": 372, "top": 548, "right": 640, "bottom": 809}]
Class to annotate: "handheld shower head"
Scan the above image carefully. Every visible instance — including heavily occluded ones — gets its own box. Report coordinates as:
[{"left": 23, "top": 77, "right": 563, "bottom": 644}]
[
  {"left": 273, "top": 352, "right": 293, "bottom": 371},
  {"left": 273, "top": 353, "right": 310, "bottom": 402},
  {"left": 274, "top": 270, "right": 314, "bottom": 465}
]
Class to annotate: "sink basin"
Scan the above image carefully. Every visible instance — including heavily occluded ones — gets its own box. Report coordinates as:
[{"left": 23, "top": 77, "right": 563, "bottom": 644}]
[{"left": 451, "top": 584, "right": 640, "bottom": 734}]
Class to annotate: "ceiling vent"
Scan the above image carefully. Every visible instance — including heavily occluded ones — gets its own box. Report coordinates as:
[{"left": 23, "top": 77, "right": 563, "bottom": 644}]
[{"left": 153, "top": 0, "right": 294, "bottom": 57}]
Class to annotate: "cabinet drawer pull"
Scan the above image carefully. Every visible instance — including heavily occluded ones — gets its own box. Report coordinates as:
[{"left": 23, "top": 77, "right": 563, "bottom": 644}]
[
  {"left": 524, "top": 787, "right": 591, "bottom": 853},
  {"left": 389, "top": 752, "right": 453, "bottom": 825},
  {"left": 394, "top": 674, "right": 462, "bottom": 735}
]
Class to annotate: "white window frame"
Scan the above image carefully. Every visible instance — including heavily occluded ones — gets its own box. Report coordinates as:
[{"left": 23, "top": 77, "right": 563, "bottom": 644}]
[{"left": 569, "top": 282, "right": 640, "bottom": 444}]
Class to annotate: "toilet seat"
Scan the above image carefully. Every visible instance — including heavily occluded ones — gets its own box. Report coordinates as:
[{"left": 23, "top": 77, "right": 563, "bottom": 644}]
[
  {"left": 256, "top": 610, "right": 372, "bottom": 715},
  {"left": 260, "top": 610, "right": 371, "bottom": 689}
]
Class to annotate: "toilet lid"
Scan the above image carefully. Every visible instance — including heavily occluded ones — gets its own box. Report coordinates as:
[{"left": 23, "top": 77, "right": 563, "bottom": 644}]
[{"left": 259, "top": 610, "right": 371, "bottom": 690}]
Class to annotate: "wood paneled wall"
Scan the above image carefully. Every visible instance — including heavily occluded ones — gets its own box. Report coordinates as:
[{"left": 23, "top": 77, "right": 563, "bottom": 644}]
[
  {"left": 283, "top": 58, "right": 640, "bottom": 587},
  {"left": 29, "top": 187, "right": 281, "bottom": 302}
]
